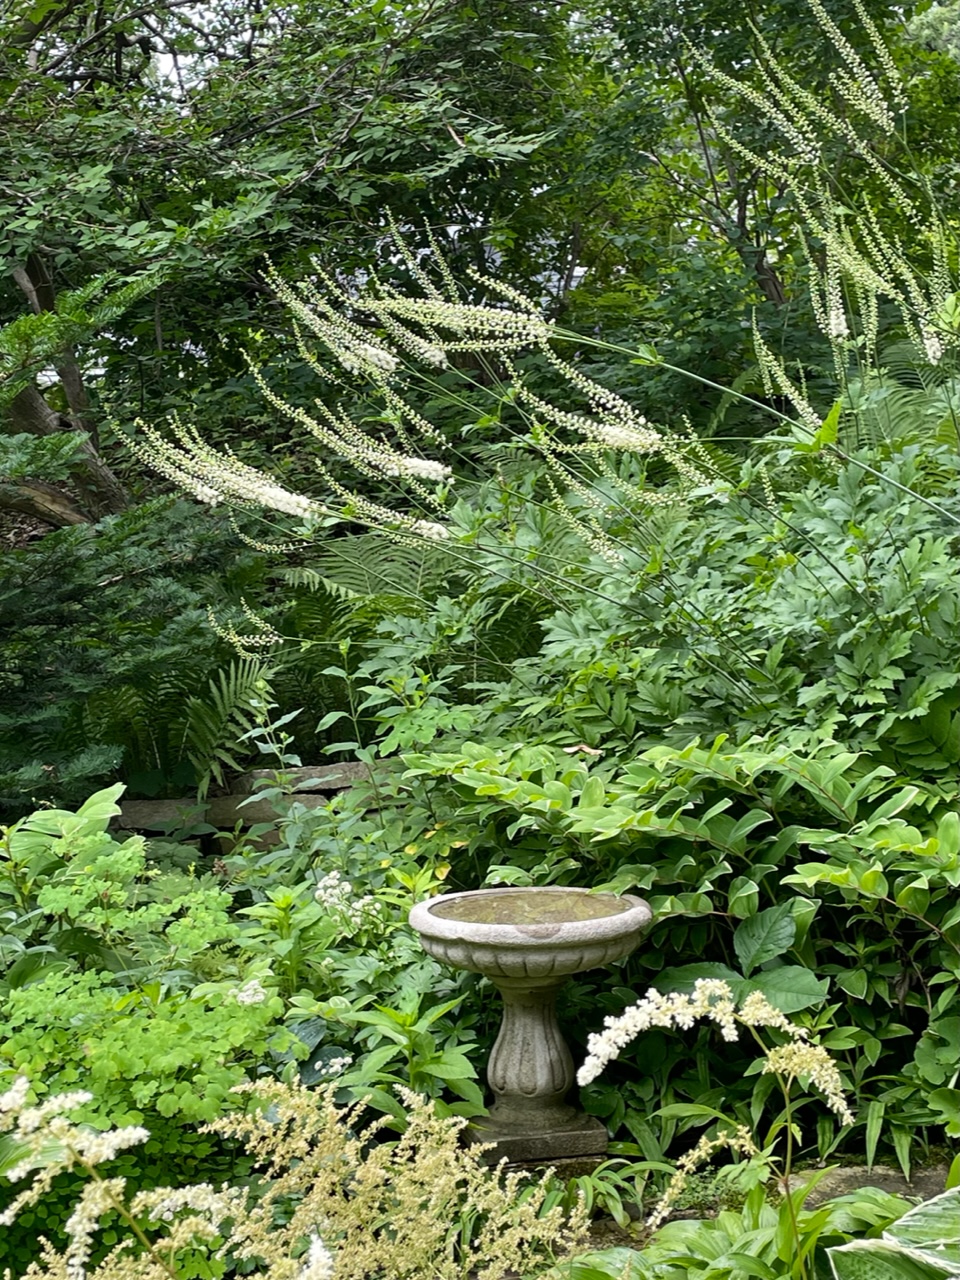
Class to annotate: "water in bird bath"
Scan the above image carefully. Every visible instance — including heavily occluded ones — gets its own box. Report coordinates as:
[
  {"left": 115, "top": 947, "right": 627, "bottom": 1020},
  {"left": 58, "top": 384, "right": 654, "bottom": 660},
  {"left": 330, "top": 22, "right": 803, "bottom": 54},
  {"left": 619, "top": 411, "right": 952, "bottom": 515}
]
[{"left": 428, "top": 888, "right": 632, "bottom": 926}]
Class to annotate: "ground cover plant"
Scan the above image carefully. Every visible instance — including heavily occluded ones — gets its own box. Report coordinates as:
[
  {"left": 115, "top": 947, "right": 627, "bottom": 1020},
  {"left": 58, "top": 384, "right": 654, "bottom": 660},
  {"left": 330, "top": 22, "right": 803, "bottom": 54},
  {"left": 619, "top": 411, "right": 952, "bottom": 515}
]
[{"left": 2, "top": 0, "right": 960, "bottom": 1276}]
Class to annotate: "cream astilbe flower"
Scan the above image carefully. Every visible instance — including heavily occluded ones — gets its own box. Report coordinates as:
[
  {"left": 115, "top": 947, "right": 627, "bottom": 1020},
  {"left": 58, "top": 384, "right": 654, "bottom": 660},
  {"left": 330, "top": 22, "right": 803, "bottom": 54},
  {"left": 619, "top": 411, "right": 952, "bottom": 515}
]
[
  {"left": 64, "top": 1178, "right": 128, "bottom": 1280},
  {"left": 132, "top": 1183, "right": 244, "bottom": 1229},
  {"left": 0, "top": 1075, "right": 587, "bottom": 1280},
  {"left": 577, "top": 978, "right": 741, "bottom": 1086},
  {"left": 645, "top": 1126, "right": 758, "bottom": 1232},
  {"left": 763, "top": 1042, "right": 855, "bottom": 1125},
  {"left": 737, "top": 990, "right": 809, "bottom": 1038},
  {"left": 0, "top": 1077, "right": 153, "bottom": 1233},
  {"left": 0, "top": 1076, "right": 30, "bottom": 1114}
]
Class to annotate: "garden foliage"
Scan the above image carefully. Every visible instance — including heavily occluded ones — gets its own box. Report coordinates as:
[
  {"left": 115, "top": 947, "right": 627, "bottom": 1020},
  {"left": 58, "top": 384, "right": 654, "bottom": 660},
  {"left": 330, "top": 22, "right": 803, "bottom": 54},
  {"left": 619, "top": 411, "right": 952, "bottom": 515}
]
[{"left": 2, "top": 0, "right": 960, "bottom": 1276}]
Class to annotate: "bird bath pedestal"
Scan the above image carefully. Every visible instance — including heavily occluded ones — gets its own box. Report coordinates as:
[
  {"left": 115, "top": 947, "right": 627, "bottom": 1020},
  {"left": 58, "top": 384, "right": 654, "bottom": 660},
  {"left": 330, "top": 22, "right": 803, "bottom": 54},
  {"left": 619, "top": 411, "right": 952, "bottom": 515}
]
[{"left": 409, "top": 886, "right": 651, "bottom": 1163}]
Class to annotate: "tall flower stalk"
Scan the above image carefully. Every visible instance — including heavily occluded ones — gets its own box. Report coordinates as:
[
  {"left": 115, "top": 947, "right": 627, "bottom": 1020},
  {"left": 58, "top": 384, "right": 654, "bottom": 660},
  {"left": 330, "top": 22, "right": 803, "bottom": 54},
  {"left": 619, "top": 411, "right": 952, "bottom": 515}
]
[{"left": 578, "top": 979, "right": 855, "bottom": 1280}]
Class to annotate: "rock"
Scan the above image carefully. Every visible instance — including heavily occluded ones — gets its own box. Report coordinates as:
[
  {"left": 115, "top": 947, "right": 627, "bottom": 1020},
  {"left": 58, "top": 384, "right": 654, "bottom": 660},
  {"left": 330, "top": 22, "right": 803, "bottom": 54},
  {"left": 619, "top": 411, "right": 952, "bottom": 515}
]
[
  {"left": 783, "top": 1162, "right": 951, "bottom": 1206},
  {"left": 234, "top": 762, "right": 369, "bottom": 793}
]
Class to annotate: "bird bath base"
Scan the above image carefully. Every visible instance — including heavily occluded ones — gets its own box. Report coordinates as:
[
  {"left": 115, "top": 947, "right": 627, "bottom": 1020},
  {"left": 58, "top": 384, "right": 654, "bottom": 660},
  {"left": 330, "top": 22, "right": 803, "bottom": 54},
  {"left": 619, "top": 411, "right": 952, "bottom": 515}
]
[
  {"left": 409, "top": 887, "right": 652, "bottom": 1164},
  {"left": 467, "top": 1112, "right": 609, "bottom": 1163}
]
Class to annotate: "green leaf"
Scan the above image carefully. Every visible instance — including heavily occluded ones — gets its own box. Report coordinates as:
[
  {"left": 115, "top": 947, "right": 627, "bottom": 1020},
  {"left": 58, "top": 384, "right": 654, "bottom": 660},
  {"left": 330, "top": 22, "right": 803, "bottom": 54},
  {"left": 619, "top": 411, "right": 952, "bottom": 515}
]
[
  {"left": 828, "top": 1240, "right": 958, "bottom": 1279},
  {"left": 728, "top": 877, "right": 760, "bottom": 919},
  {"left": 747, "top": 966, "right": 828, "bottom": 1013},
  {"left": 884, "top": 1186, "right": 960, "bottom": 1251},
  {"left": 835, "top": 969, "right": 869, "bottom": 999},
  {"left": 937, "top": 811, "right": 960, "bottom": 859},
  {"left": 578, "top": 775, "right": 607, "bottom": 809},
  {"left": 864, "top": 1099, "right": 885, "bottom": 1169},
  {"left": 652, "top": 963, "right": 748, "bottom": 1001},
  {"left": 733, "top": 903, "right": 796, "bottom": 976}
]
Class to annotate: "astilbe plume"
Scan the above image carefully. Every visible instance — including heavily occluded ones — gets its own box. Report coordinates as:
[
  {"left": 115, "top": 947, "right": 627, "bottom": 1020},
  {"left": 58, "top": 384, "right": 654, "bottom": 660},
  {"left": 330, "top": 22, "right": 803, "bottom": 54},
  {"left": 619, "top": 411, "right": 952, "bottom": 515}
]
[
  {"left": 578, "top": 980, "right": 854, "bottom": 1233},
  {"left": 579, "top": 978, "right": 853, "bottom": 1125},
  {"left": 0, "top": 1075, "right": 587, "bottom": 1280}
]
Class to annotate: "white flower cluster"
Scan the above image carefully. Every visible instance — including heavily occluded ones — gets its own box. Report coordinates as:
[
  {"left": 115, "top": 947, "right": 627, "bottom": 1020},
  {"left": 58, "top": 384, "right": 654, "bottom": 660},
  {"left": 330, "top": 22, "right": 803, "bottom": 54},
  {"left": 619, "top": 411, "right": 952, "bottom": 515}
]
[
  {"left": 737, "top": 989, "right": 809, "bottom": 1037},
  {"left": 135, "top": 1182, "right": 243, "bottom": 1229},
  {"left": 133, "top": 419, "right": 320, "bottom": 520},
  {"left": 232, "top": 978, "right": 268, "bottom": 1006},
  {"left": 591, "top": 421, "right": 661, "bottom": 452},
  {"left": 315, "top": 1054, "right": 354, "bottom": 1076},
  {"left": 338, "top": 341, "right": 399, "bottom": 377},
  {"left": 408, "top": 518, "right": 450, "bottom": 541},
  {"left": 382, "top": 456, "right": 452, "bottom": 482},
  {"left": 921, "top": 326, "right": 943, "bottom": 365},
  {"left": 763, "top": 1042, "right": 855, "bottom": 1125},
  {"left": 646, "top": 1125, "right": 758, "bottom": 1231},
  {"left": 300, "top": 1233, "right": 336, "bottom": 1280},
  {"left": 578, "top": 979, "right": 740, "bottom": 1086},
  {"left": 579, "top": 979, "right": 854, "bottom": 1129},
  {"left": 64, "top": 1178, "right": 124, "bottom": 1280},
  {"left": 314, "top": 870, "right": 381, "bottom": 932},
  {"left": 0, "top": 1077, "right": 153, "bottom": 1229},
  {"left": 362, "top": 297, "right": 551, "bottom": 353},
  {"left": 5, "top": 1086, "right": 93, "bottom": 1134},
  {"left": 827, "top": 306, "right": 850, "bottom": 339}
]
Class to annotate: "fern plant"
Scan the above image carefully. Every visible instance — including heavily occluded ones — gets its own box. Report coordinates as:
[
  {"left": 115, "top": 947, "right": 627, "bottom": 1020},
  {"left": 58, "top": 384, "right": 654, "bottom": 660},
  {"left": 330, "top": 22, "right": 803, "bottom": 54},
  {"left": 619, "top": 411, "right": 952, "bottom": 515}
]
[{"left": 185, "top": 657, "right": 275, "bottom": 799}]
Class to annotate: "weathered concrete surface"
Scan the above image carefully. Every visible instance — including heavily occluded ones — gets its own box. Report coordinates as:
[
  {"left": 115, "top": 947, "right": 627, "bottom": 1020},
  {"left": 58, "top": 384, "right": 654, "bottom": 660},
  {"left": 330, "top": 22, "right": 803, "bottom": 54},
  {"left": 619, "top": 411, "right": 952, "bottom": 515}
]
[
  {"left": 234, "top": 762, "right": 369, "bottom": 793},
  {"left": 468, "top": 1113, "right": 609, "bottom": 1164},
  {"left": 410, "top": 887, "right": 652, "bottom": 1164}
]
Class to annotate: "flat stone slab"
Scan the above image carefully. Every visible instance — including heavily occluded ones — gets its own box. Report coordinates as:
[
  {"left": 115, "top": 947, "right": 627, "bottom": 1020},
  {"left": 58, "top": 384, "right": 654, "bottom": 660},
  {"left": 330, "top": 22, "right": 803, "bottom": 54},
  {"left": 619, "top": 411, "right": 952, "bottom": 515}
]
[
  {"left": 118, "top": 763, "right": 370, "bottom": 831},
  {"left": 119, "top": 793, "right": 332, "bottom": 831},
  {"left": 234, "top": 762, "right": 369, "bottom": 792},
  {"left": 466, "top": 1114, "right": 608, "bottom": 1164}
]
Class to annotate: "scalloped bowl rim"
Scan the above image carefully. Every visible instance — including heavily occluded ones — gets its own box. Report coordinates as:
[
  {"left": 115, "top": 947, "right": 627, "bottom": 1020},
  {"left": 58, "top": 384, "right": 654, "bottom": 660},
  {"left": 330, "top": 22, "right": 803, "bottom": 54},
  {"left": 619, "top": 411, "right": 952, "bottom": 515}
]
[{"left": 409, "top": 886, "right": 652, "bottom": 948}]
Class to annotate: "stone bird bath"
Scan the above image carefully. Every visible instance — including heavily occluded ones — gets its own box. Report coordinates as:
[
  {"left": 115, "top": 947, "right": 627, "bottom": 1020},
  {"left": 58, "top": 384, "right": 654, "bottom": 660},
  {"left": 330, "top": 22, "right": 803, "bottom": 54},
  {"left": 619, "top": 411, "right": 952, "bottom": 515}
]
[{"left": 409, "top": 886, "right": 652, "bottom": 1161}]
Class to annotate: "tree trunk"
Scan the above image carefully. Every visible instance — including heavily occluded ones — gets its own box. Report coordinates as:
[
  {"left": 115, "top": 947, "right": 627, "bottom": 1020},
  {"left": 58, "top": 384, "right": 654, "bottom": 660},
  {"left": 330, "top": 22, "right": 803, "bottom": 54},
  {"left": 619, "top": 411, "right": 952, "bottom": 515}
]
[
  {"left": 4, "top": 256, "right": 129, "bottom": 522},
  {"left": 0, "top": 480, "right": 90, "bottom": 527},
  {"left": 6, "top": 383, "right": 128, "bottom": 520}
]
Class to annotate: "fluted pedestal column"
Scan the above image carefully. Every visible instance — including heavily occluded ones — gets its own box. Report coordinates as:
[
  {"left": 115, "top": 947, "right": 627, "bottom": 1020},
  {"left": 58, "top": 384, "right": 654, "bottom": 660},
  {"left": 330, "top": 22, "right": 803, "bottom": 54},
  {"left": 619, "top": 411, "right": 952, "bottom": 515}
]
[{"left": 467, "top": 974, "right": 607, "bottom": 1163}]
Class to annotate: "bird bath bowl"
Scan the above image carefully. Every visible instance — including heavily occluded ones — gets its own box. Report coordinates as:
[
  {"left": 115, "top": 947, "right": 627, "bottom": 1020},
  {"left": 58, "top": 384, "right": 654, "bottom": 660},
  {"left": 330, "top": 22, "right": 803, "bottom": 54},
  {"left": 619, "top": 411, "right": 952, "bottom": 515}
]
[{"left": 409, "top": 886, "right": 652, "bottom": 1162}]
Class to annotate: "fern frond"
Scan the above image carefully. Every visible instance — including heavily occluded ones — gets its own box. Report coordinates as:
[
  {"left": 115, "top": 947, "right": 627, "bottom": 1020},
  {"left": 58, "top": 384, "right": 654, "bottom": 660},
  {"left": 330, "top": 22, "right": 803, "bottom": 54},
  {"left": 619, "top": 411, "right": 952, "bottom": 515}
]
[{"left": 184, "top": 658, "right": 273, "bottom": 799}]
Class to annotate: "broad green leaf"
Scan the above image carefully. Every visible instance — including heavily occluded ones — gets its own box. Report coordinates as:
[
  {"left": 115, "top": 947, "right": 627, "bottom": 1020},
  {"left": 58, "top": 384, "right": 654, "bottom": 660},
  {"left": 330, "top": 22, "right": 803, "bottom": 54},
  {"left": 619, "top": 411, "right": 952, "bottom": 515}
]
[
  {"left": 864, "top": 1098, "right": 885, "bottom": 1168},
  {"left": 558, "top": 1250, "right": 648, "bottom": 1280},
  {"left": 937, "top": 811, "right": 960, "bottom": 859},
  {"left": 885, "top": 1187, "right": 960, "bottom": 1250},
  {"left": 652, "top": 963, "right": 747, "bottom": 1001},
  {"left": 835, "top": 968, "right": 869, "bottom": 999},
  {"left": 747, "top": 966, "right": 828, "bottom": 1013},
  {"left": 728, "top": 876, "right": 760, "bottom": 919},
  {"left": 578, "top": 775, "right": 607, "bottom": 809},
  {"left": 734, "top": 903, "right": 796, "bottom": 976}
]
